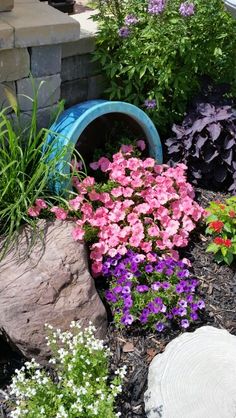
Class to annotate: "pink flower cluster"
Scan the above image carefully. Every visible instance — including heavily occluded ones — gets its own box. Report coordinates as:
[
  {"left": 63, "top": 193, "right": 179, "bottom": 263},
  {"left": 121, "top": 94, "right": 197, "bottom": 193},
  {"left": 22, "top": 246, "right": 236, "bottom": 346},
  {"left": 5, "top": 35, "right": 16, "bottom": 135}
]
[
  {"left": 69, "top": 150, "right": 204, "bottom": 275},
  {"left": 28, "top": 148, "right": 204, "bottom": 276}
]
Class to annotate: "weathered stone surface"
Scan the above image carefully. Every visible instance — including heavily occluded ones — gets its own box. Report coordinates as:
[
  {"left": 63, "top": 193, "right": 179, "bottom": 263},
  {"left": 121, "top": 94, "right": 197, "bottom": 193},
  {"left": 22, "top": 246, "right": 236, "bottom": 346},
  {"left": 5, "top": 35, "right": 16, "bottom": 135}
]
[
  {"left": 145, "top": 326, "right": 236, "bottom": 418},
  {"left": 87, "top": 74, "right": 106, "bottom": 100},
  {"left": 0, "top": 82, "right": 16, "bottom": 111},
  {"left": 61, "top": 78, "right": 88, "bottom": 107},
  {"left": 61, "top": 35, "right": 95, "bottom": 59},
  {"left": 0, "top": 2, "right": 80, "bottom": 47},
  {"left": 16, "top": 74, "right": 61, "bottom": 111},
  {"left": 71, "top": 10, "right": 98, "bottom": 36},
  {"left": 0, "top": 0, "right": 14, "bottom": 12},
  {"left": 0, "top": 48, "right": 29, "bottom": 82},
  {"left": 0, "top": 21, "right": 14, "bottom": 49},
  {"left": 0, "top": 221, "right": 107, "bottom": 362},
  {"left": 30, "top": 45, "right": 62, "bottom": 77},
  {"left": 61, "top": 53, "right": 100, "bottom": 82}
]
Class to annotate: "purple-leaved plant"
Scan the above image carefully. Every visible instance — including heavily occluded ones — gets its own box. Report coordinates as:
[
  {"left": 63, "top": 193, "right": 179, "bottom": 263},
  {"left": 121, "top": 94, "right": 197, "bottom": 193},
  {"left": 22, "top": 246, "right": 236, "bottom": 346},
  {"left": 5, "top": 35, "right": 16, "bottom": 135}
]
[{"left": 166, "top": 103, "right": 236, "bottom": 193}]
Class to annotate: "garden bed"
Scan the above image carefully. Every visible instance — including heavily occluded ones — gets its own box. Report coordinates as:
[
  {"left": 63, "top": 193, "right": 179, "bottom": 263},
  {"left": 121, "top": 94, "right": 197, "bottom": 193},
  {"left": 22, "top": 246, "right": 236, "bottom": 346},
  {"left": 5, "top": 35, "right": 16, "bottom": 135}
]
[{"left": 0, "top": 188, "right": 235, "bottom": 418}]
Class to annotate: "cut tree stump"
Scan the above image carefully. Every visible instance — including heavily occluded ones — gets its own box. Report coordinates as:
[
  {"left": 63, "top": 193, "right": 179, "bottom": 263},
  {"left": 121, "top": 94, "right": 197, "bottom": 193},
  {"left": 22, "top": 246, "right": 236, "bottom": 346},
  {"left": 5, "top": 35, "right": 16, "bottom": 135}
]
[{"left": 144, "top": 326, "right": 236, "bottom": 418}]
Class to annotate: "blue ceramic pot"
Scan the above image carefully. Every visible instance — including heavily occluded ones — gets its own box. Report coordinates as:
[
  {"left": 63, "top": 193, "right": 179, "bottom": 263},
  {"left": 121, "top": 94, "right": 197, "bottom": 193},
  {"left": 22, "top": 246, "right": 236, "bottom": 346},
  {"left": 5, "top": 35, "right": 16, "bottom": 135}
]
[{"left": 44, "top": 99, "right": 163, "bottom": 193}]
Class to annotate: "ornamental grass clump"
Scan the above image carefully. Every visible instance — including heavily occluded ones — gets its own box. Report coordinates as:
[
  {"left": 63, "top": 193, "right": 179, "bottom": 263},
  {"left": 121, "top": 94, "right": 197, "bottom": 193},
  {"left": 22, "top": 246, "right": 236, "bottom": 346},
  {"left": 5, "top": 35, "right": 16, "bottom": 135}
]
[
  {"left": 166, "top": 103, "right": 236, "bottom": 193},
  {"left": 205, "top": 197, "right": 236, "bottom": 265},
  {"left": 29, "top": 145, "right": 204, "bottom": 276},
  {"left": 0, "top": 88, "right": 75, "bottom": 257},
  {"left": 93, "top": 0, "right": 236, "bottom": 131},
  {"left": 8, "top": 322, "right": 126, "bottom": 418},
  {"left": 103, "top": 250, "right": 205, "bottom": 331}
]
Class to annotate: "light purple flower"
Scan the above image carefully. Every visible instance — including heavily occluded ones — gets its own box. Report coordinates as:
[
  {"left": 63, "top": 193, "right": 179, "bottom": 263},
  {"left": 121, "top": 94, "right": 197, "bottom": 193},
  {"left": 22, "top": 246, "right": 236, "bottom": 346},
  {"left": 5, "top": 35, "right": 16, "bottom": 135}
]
[
  {"left": 124, "top": 14, "right": 139, "bottom": 26},
  {"left": 122, "top": 286, "right": 131, "bottom": 295},
  {"left": 156, "top": 322, "right": 165, "bottom": 332},
  {"left": 136, "top": 285, "right": 149, "bottom": 293},
  {"left": 178, "top": 307, "right": 187, "bottom": 317},
  {"left": 161, "top": 282, "right": 170, "bottom": 290},
  {"left": 144, "top": 99, "right": 157, "bottom": 109},
  {"left": 151, "top": 282, "right": 161, "bottom": 291},
  {"left": 118, "top": 26, "right": 130, "bottom": 38},
  {"left": 179, "top": 2, "right": 195, "bottom": 17},
  {"left": 148, "top": 0, "right": 165, "bottom": 15},
  {"left": 181, "top": 319, "right": 190, "bottom": 329},
  {"left": 197, "top": 300, "right": 205, "bottom": 310},
  {"left": 178, "top": 299, "right": 187, "bottom": 308},
  {"left": 121, "top": 314, "right": 134, "bottom": 325}
]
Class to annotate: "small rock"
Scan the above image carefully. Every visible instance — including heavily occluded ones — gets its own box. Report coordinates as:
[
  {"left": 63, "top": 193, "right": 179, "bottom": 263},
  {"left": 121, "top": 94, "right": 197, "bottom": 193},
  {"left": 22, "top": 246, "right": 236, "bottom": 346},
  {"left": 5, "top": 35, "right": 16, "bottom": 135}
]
[{"left": 145, "top": 326, "right": 236, "bottom": 418}]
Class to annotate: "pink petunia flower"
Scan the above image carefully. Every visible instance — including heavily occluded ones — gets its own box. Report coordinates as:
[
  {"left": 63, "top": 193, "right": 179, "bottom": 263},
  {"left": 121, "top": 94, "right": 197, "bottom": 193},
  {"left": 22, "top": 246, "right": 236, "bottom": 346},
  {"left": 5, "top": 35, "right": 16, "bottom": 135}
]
[
  {"left": 28, "top": 206, "right": 41, "bottom": 217},
  {"left": 35, "top": 198, "right": 48, "bottom": 209},
  {"left": 50, "top": 207, "right": 68, "bottom": 220}
]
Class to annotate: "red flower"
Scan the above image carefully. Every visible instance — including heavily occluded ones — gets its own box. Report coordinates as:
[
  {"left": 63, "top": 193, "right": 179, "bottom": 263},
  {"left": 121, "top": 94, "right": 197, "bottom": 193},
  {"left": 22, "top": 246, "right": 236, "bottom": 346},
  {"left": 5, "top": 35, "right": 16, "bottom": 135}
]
[
  {"left": 229, "top": 210, "right": 235, "bottom": 218},
  {"left": 213, "top": 237, "right": 224, "bottom": 245},
  {"left": 209, "top": 220, "right": 224, "bottom": 233},
  {"left": 213, "top": 237, "right": 232, "bottom": 247}
]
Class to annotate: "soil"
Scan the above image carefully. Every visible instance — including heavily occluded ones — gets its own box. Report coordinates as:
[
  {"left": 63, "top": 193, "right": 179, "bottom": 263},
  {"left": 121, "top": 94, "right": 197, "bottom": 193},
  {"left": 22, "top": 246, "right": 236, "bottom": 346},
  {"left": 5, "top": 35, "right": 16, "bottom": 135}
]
[{"left": 0, "top": 188, "right": 235, "bottom": 417}]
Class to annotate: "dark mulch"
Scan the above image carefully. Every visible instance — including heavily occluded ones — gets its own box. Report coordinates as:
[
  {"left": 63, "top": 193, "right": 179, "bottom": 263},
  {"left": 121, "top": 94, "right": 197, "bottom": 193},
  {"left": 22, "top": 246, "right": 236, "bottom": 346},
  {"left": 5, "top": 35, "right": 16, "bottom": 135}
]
[{"left": 0, "top": 188, "right": 235, "bottom": 418}]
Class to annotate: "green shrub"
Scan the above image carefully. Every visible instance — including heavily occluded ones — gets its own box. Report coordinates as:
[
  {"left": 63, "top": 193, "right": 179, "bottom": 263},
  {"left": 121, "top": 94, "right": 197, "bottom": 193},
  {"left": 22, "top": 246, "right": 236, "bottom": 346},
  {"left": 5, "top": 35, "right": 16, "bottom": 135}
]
[
  {"left": 93, "top": 0, "right": 236, "bottom": 131},
  {"left": 7, "top": 322, "right": 125, "bottom": 418}
]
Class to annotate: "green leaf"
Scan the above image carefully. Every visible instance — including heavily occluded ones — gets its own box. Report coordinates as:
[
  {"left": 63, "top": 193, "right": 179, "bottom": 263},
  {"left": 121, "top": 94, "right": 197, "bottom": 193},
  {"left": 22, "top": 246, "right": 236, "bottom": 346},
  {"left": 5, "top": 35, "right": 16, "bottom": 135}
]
[{"left": 206, "top": 242, "right": 219, "bottom": 254}]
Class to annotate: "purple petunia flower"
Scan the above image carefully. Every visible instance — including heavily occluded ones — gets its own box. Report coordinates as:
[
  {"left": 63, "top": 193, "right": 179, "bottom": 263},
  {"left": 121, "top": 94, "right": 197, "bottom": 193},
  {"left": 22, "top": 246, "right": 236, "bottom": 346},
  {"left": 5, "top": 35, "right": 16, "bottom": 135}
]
[
  {"left": 177, "top": 269, "right": 190, "bottom": 279},
  {"left": 105, "top": 291, "right": 117, "bottom": 303},
  {"left": 154, "top": 297, "right": 163, "bottom": 305},
  {"left": 175, "top": 284, "right": 184, "bottom": 294},
  {"left": 118, "top": 26, "right": 130, "bottom": 38},
  {"left": 124, "top": 14, "right": 139, "bottom": 26},
  {"left": 145, "top": 264, "right": 154, "bottom": 273},
  {"left": 178, "top": 299, "right": 187, "bottom": 308},
  {"left": 179, "top": 2, "right": 195, "bottom": 17},
  {"left": 148, "top": 0, "right": 165, "bottom": 15},
  {"left": 151, "top": 282, "right": 161, "bottom": 291},
  {"left": 181, "top": 319, "right": 190, "bottom": 329},
  {"left": 178, "top": 307, "right": 187, "bottom": 317},
  {"left": 122, "top": 286, "right": 131, "bottom": 295},
  {"left": 156, "top": 322, "right": 165, "bottom": 332},
  {"left": 113, "top": 286, "right": 123, "bottom": 294},
  {"left": 161, "top": 282, "right": 170, "bottom": 290},
  {"left": 121, "top": 314, "right": 134, "bottom": 325},
  {"left": 197, "top": 300, "right": 205, "bottom": 310},
  {"left": 144, "top": 99, "right": 157, "bottom": 109},
  {"left": 124, "top": 297, "right": 133, "bottom": 308},
  {"left": 190, "top": 312, "right": 198, "bottom": 321},
  {"left": 136, "top": 285, "right": 149, "bottom": 293}
]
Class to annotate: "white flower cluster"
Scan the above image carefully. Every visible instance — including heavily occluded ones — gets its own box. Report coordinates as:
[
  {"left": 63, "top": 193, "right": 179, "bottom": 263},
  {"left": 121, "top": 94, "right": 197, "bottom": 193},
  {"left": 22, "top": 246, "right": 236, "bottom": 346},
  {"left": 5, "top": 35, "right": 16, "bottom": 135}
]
[{"left": 8, "top": 321, "right": 126, "bottom": 418}]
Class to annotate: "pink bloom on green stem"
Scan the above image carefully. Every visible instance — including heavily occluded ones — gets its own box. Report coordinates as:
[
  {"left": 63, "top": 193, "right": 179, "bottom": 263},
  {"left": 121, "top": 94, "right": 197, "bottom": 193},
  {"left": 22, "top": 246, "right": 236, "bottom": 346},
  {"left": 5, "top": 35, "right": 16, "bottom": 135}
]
[
  {"left": 50, "top": 206, "right": 68, "bottom": 220},
  {"left": 28, "top": 206, "right": 41, "bottom": 217},
  {"left": 35, "top": 198, "right": 47, "bottom": 209}
]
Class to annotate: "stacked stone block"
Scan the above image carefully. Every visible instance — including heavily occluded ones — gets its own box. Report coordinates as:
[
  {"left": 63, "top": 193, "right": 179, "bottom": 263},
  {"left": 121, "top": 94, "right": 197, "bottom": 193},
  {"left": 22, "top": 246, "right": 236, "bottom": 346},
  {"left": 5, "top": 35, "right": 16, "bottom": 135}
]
[{"left": 0, "top": 3, "right": 106, "bottom": 130}]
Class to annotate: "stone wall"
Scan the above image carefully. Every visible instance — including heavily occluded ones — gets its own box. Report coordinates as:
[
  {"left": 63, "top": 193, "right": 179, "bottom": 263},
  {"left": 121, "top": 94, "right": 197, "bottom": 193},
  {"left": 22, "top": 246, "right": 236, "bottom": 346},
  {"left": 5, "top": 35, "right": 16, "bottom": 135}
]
[{"left": 0, "top": 2, "right": 106, "bottom": 129}]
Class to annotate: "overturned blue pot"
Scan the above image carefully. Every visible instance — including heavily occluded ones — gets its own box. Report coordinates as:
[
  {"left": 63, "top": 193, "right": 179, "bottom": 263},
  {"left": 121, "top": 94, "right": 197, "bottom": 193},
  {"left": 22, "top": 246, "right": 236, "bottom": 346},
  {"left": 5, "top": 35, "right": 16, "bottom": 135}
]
[{"left": 44, "top": 99, "right": 163, "bottom": 194}]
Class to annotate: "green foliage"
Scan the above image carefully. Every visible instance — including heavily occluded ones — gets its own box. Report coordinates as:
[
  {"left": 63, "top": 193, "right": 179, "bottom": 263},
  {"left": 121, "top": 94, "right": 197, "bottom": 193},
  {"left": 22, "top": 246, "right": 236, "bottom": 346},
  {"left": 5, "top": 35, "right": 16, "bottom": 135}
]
[
  {"left": 8, "top": 322, "right": 125, "bottom": 418},
  {"left": 0, "top": 90, "right": 75, "bottom": 257},
  {"left": 93, "top": 0, "right": 236, "bottom": 132},
  {"left": 205, "top": 197, "right": 236, "bottom": 265}
]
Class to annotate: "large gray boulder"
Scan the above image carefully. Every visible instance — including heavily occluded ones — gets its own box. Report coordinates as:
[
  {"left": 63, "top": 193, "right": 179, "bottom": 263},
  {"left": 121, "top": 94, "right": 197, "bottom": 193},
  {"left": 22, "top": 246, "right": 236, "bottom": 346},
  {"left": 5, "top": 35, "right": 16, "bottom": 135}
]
[
  {"left": 145, "top": 326, "right": 236, "bottom": 418},
  {"left": 0, "top": 220, "right": 107, "bottom": 363}
]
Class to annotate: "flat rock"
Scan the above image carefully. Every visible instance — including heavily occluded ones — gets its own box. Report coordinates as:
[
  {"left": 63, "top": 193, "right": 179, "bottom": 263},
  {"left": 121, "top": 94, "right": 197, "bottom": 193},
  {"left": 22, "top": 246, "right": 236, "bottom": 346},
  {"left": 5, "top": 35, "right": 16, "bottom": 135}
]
[
  {"left": 144, "top": 326, "right": 236, "bottom": 418},
  {"left": 0, "top": 220, "right": 107, "bottom": 363}
]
